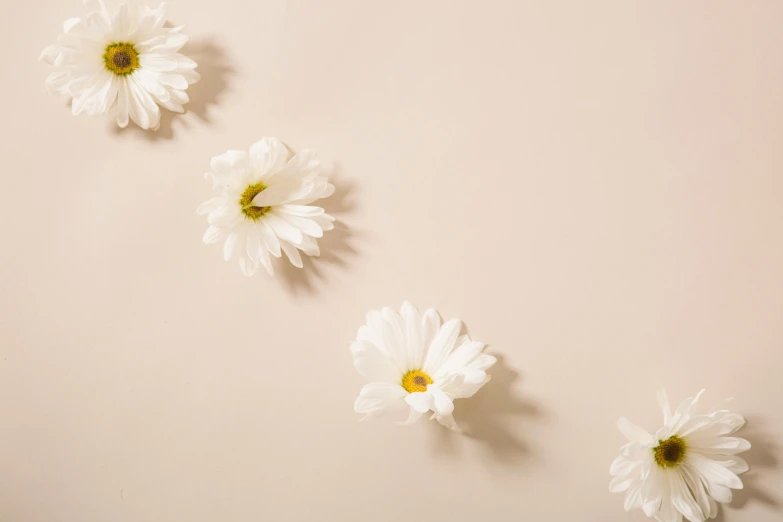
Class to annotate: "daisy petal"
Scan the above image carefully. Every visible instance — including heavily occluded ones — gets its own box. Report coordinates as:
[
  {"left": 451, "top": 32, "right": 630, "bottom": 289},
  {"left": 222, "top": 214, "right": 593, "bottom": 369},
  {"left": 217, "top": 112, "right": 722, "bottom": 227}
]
[
  {"left": 421, "top": 308, "right": 441, "bottom": 352},
  {"left": 260, "top": 221, "right": 282, "bottom": 257},
  {"left": 398, "top": 407, "right": 424, "bottom": 426},
  {"left": 115, "top": 77, "right": 130, "bottom": 127},
  {"left": 721, "top": 456, "right": 750, "bottom": 475},
  {"left": 422, "top": 318, "right": 462, "bottom": 375},
  {"left": 238, "top": 253, "right": 258, "bottom": 277},
  {"left": 279, "top": 204, "right": 325, "bottom": 218},
  {"left": 429, "top": 387, "right": 454, "bottom": 416},
  {"left": 277, "top": 213, "right": 323, "bottom": 238},
  {"left": 249, "top": 137, "right": 289, "bottom": 180},
  {"left": 202, "top": 225, "right": 223, "bottom": 244},
  {"left": 688, "top": 454, "right": 743, "bottom": 489},
  {"left": 435, "top": 340, "right": 486, "bottom": 380},
  {"left": 196, "top": 196, "right": 228, "bottom": 215},
  {"left": 351, "top": 341, "right": 402, "bottom": 384},
  {"left": 609, "top": 474, "right": 634, "bottom": 493},
  {"left": 624, "top": 483, "right": 643, "bottom": 511},
  {"left": 279, "top": 240, "right": 303, "bottom": 268},
  {"left": 400, "top": 301, "right": 424, "bottom": 372},
  {"left": 658, "top": 389, "right": 673, "bottom": 425},
  {"left": 434, "top": 413, "right": 460, "bottom": 431},
  {"left": 223, "top": 230, "right": 241, "bottom": 261},
  {"left": 616, "top": 416, "right": 653, "bottom": 444},
  {"left": 257, "top": 242, "right": 274, "bottom": 275},
  {"left": 264, "top": 214, "right": 303, "bottom": 245},
  {"left": 405, "top": 392, "right": 434, "bottom": 413},
  {"left": 670, "top": 469, "right": 703, "bottom": 522},
  {"left": 682, "top": 464, "right": 714, "bottom": 520},
  {"left": 354, "top": 383, "right": 407, "bottom": 416}
]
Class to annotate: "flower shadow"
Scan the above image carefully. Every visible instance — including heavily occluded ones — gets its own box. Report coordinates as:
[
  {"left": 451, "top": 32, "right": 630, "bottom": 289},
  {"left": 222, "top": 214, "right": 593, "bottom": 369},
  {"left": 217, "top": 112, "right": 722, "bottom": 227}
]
[
  {"left": 713, "top": 416, "right": 781, "bottom": 521},
  {"left": 110, "top": 34, "right": 233, "bottom": 140},
  {"left": 276, "top": 164, "right": 362, "bottom": 295},
  {"left": 430, "top": 354, "right": 541, "bottom": 466}
]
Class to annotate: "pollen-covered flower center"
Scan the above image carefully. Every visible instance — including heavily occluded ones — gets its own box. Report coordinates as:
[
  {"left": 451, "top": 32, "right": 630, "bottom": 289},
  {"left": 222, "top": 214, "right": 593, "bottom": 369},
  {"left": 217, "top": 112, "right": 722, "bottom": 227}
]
[
  {"left": 402, "top": 370, "right": 432, "bottom": 393},
  {"left": 654, "top": 436, "right": 686, "bottom": 468},
  {"left": 113, "top": 52, "right": 132, "bottom": 68},
  {"left": 104, "top": 43, "right": 139, "bottom": 75},
  {"left": 239, "top": 182, "right": 271, "bottom": 220}
]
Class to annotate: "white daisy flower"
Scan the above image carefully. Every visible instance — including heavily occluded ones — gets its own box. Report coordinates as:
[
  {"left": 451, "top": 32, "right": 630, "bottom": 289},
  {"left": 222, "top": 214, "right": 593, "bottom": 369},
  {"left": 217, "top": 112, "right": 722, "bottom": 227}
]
[
  {"left": 197, "top": 137, "right": 335, "bottom": 277},
  {"left": 40, "top": 0, "right": 200, "bottom": 130},
  {"left": 352, "top": 302, "right": 496, "bottom": 431},
  {"left": 610, "top": 390, "right": 751, "bottom": 522}
]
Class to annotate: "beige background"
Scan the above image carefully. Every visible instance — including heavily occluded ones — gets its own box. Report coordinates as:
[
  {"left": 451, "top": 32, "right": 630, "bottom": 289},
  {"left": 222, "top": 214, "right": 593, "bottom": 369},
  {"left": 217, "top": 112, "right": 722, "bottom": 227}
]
[{"left": 1, "top": 1, "right": 782, "bottom": 521}]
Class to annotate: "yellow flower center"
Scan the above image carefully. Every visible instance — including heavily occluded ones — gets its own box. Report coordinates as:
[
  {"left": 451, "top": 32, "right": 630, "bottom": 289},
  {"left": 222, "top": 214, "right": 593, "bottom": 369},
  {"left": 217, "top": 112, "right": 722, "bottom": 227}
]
[
  {"left": 402, "top": 370, "right": 432, "bottom": 393},
  {"left": 653, "top": 436, "right": 686, "bottom": 468},
  {"left": 239, "top": 182, "right": 271, "bottom": 220},
  {"left": 103, "top": 42, "right": 139, "bottom": 75}
]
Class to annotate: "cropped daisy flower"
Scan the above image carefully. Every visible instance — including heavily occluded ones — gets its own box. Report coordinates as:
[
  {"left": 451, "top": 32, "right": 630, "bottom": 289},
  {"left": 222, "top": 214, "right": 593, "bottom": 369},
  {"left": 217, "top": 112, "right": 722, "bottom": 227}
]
[
  {"left": 352, "top": 302, "right": 496, "bottom": 430},
  {"left": 40, "top": 0, "right": 199, "bottom": 130},
  {"left": 610, "top": 390, "right": 750, "bottom": 522},
  {"left": 197, "top": 137, "right": 335, "bottom": 276}
]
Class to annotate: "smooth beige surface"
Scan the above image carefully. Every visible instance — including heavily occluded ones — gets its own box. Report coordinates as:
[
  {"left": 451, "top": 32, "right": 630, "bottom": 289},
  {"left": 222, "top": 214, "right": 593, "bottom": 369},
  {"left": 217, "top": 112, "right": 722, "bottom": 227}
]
[{"left": 2, "top": 1, "right": 783, "bottom": 521}]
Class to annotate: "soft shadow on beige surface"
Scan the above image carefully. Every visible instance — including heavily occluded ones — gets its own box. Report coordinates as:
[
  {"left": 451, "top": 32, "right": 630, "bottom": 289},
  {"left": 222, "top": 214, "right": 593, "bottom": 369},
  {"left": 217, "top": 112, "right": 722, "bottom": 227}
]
[
  {"left": 111, "top": 35, "right": 233, "bottom": 140},
  {"left": 432, "top": 355, "right": 541, "bottom": 465},
  {"left": 277, "top": 166, "right": 362, "bottom": 295}
]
